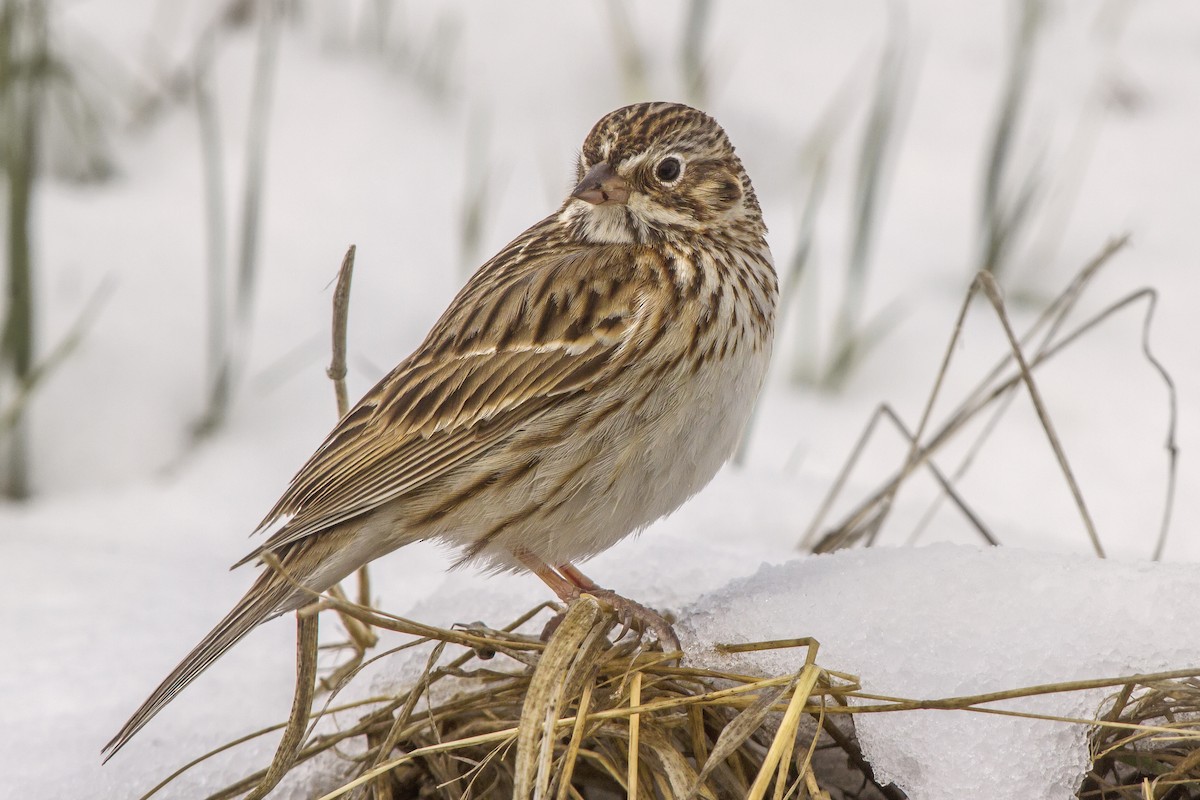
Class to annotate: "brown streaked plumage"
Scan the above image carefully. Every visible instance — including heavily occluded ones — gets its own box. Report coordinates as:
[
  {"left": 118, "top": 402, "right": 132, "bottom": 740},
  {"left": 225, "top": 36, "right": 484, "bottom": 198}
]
[{"left": 104, "top": 101, "right": 776, "bottom": 758}]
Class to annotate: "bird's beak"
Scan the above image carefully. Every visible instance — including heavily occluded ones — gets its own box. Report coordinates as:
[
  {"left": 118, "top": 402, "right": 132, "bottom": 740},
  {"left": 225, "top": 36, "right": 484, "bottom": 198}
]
[{"left": 571, "top": 162, "right": 630, "bottom": 206}]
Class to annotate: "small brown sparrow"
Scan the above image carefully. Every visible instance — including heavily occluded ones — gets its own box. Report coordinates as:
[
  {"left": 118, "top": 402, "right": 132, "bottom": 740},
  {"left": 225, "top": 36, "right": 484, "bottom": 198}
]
[{"left": 105, "top": 101, "right": 776, "bottom": 757}]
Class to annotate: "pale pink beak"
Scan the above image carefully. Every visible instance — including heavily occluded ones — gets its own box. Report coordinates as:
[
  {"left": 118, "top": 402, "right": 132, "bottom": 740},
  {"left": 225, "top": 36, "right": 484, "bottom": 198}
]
[{"left": 571, "top": 162, "right": 630, "bottom": 206}]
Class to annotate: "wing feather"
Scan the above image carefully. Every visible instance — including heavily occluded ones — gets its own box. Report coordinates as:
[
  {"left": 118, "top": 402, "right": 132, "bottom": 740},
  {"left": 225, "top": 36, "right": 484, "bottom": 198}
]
[{"left": 235, "top": 241, "right": 659, "bottom": 568}]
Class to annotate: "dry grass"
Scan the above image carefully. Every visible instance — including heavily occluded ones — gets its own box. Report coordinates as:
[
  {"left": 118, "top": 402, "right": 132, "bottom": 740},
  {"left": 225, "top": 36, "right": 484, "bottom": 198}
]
[
  {"left": 181, "top": 596, "right": 866, "bottom": 800},
  {"left": 1082, "top": 677, "right": 1200, "bottom": 799},
  {"left": 129, "top": 589, "right": 1200, "bottom": 800},
  {"left": 800, "top": 236, "right": 1179, "bottom": 561}
]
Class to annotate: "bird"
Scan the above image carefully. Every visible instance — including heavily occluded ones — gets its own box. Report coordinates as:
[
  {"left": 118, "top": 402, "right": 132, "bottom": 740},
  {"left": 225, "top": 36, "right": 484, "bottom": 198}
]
[{"left": 104, "top": 101, "right": 777, "bottom": 758}]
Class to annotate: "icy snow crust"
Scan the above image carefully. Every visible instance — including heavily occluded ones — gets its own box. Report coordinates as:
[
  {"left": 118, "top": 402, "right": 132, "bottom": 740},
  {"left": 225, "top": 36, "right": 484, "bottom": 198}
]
[{"left": 684, "top": 545, "right": 1200, "bottom": 800}]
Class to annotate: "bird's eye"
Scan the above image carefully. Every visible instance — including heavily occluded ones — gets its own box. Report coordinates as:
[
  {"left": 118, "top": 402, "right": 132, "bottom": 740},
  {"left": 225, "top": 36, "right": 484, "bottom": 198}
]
[{"left": 655, "top": 157, "right": 682, "bottom": 183}]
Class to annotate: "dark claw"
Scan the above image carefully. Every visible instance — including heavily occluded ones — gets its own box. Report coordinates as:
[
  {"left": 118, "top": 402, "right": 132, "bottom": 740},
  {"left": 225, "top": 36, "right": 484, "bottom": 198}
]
[
  {"left": 539, "top": 610, "right": 567, "bottom": 642},
  {"left": 537, "top": 590, "right": 682, "bottom": 657},
  {"left": 615, "top": 612, "right": 633, "bottom": 642},
  {"left": 582, "top": 589, "right": 681, "bottom": 654}
]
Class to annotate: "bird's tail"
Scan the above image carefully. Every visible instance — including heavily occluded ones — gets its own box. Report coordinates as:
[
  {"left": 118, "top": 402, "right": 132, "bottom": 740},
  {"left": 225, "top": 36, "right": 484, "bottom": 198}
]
[{"left": 102, "top": 565, "right": 303, "bottom": 761}]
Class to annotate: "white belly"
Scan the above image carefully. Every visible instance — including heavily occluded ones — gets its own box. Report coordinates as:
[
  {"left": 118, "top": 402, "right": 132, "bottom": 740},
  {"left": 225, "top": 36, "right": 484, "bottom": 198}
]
[{"left": 503, "top": 337, "right": 773, "bottom": 567}]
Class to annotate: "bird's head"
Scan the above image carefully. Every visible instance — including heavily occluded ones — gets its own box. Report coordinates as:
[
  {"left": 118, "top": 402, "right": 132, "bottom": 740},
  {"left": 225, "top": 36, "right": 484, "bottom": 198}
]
[{"left": 562, "top": 102, "right": 764, "bottom": 245}]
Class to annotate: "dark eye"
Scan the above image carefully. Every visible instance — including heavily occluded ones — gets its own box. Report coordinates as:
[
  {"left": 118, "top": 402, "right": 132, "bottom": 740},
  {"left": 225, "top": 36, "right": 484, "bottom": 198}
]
[{"left": 655, "top": 157, "right": 682, "bottom": 183}]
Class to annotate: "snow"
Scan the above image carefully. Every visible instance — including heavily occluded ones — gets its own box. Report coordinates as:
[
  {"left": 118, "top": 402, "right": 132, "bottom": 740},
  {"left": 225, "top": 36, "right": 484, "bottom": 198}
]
[
  {"left": 684, "top": 545, "right": 1200, "bottom": 800},
  {"left": 2, "top": 1, "right": 1199, "bottom": 798}
]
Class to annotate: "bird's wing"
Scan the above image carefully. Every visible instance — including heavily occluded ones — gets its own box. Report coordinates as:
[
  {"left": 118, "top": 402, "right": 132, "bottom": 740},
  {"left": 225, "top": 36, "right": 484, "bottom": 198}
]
[{"left": 236, "top": 241, "right": 666, "bottom": 566}]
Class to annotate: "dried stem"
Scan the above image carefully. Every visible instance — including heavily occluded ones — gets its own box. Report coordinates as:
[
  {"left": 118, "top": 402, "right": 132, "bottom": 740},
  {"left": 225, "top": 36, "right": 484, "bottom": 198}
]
[
  {"left": 327, "top": 245, "right": 356, "bottom": 419},
  {"left": 194, "top": 3, "right": 282, "bottom": 437},
  {"left": 246, "top": 242, "right": 365, "bottom": 798},
  {"left": 804, "top": 237, "right": 1172, "bottom": 557},
  {"left": 974, "top": 271, "right": 1104, "bottom": 557},
  {"left": 0, "top": 279, "right": 114, "bottom": 435},
  {"left": 0, "top": 0, "right": 48, "bottom": 498},
  {"left": 244, "top": 610, "right": 319, "bottom": 800},
  {"left": 824, "top": 9, "right": 909, "bottom": 388},
  {"left": 323, "top": 243, "right": 378, "bottom": 682},
  {"left": 979, "top": 0, "right": 1045, "bottom": 277}
]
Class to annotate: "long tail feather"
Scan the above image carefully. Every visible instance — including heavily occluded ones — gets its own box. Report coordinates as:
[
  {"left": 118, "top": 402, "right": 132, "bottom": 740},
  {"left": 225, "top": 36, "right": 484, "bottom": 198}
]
[{"left": 102, "top": 569, "right": 300, "bottom": 760}]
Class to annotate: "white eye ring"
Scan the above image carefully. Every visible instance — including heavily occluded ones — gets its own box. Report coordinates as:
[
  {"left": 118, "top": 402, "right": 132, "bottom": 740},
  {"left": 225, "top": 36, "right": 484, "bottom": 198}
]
[{"left": 654, "top": 155, "right": 684, "bottom": 184}]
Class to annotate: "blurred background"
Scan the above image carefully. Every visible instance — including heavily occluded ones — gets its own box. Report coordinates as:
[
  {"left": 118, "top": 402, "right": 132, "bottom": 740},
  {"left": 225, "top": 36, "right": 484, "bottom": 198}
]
[
  {"left": 1, "top": 0, "right": 1196, "bottom": 554},
  {"left": 2, "top": 2, "right": 1199, "bottom": 796}
]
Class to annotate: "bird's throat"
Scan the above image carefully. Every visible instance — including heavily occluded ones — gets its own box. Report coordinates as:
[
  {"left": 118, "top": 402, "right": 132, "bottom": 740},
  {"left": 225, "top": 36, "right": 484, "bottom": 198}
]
[{"left": 563, "top": 203, "right": 638, "bottom": 245}]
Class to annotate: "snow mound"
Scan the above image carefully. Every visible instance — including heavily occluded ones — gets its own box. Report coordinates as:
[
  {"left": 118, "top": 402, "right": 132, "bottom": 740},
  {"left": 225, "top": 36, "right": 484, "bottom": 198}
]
[{"left": 683, "top": 544, "right": 1200, "bottom": 800}]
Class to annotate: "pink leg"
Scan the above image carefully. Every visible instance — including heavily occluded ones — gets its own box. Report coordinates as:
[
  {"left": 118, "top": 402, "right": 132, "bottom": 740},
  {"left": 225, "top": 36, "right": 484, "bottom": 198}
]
[
  {"left": 514, "top": 550, "right": 579, "bottom": 602},
  {"left": 557, "top": 562, "right": 601, "bottom": 592}
]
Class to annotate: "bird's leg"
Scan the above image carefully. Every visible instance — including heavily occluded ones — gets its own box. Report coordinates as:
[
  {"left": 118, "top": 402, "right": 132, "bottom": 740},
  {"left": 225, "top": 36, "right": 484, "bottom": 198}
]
[
  {"left": 556, "top": 562, "right": 601, "bottom": 592},
  {"left": 514, "top": 550, "right": 579, "bottom": 602},
  {"left": 513, "top": 551, "right": 588, "bottom": 642}
]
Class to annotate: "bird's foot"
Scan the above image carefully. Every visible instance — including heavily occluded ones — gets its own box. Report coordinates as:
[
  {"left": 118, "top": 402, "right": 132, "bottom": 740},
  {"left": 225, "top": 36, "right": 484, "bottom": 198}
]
[
  {"left": 583, "top": 587, "right": 681, "bottom": 653},
  {"left": 539, "top": 589, "right": 680, "bottom": 654},
  {"left": 515, "top": 552, "right": 681, "bottom": 654}
]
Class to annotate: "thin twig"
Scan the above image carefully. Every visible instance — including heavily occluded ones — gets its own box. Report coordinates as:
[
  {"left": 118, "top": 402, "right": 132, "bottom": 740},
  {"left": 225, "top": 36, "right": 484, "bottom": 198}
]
[
  {"left": 799, "top": 403, "right": 1000, "bottom": 551},
  {"left": 825, "top": 250, "right": 979, "bottom": 552},
  {"left": 244, "top": 611, "right": 319, "bottom": 800},
  {"left": 1, "top": 0, "right": 49, "bottom": 498},
  {"left": 362, "top": 640, "right": 448, "bottom": 800},
  {"left": 979, "top": 0, "right": 1044, "bottom": 277},
  {"left": 628, "top": 671, "right": 642, "bottom": 800},
  {"left": 975, "top": 271, "right": 1104, "bottom": 557},
  {"left": 1136, "top": 290, "right": 1178, "bottom": 560},
  {"left": 846, "top": 668, "right": 1200, "bottom": 715},
  {"left": 230, "top": 4, "right": 281, "bottom": 384},
  {"left": 807, "top": 238, "right": 1136, "bottom": 552},
  {"left": 193, "top": 3, "right": 282, "bottom": 437},
  {"left": 0, "top": 278, "right": 114, "bottom": 434},
  {"left": 137, "top": 695, "right": 396, "bottom": 800},
  {"left": 191, "top": 31, "right": 228, "bottom": 437},
  {"left": 328, "top": 245, "right": 356, "bottom": 418},
  {"left": 824, "top": 9, "right": 909, "bottom": 388},
  {"left": 782, "top": 58, "right": 863, "bottom": 389},
  {"left": 322, "top": 243, "right": 377, "bottom": 679},
  {"left": 901, "top": 232, "right": 1127, "bottom": 545}
]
